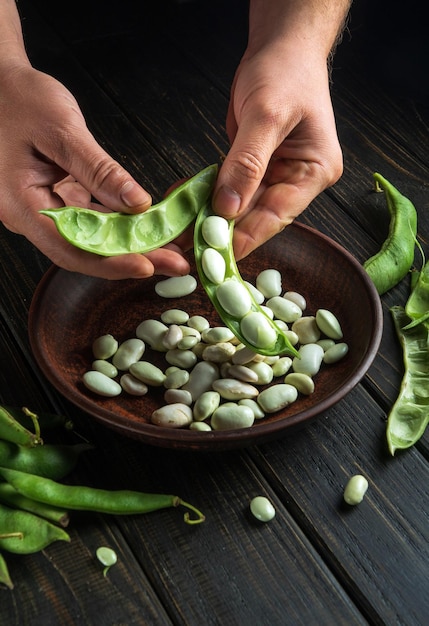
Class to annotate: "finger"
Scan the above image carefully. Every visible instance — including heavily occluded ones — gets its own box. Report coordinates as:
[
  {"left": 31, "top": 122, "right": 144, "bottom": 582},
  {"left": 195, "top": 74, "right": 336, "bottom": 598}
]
[
  {"left": 231, "top": 166, "right": 326, "bottom": 261},
  {"left": 212, "top": 115, "right": 282, "bottom": 219},
  {"left": 38, "top": 126, "right": 152, "bottom": 214}
]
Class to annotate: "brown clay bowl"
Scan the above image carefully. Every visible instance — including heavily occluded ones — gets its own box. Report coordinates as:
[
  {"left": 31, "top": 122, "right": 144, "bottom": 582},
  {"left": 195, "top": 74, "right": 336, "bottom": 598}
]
[{"left": 28, "top": 222, "right": 383, "bottom": 450}]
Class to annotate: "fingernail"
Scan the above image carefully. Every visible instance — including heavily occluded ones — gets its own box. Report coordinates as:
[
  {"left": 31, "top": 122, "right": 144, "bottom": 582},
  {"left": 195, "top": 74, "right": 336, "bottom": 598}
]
[
  {"left": 120, "top": 181, "right": 152, "bottom": 208},
  {"left": 214, "top": 185, "right": 242, "bottom": 217}
]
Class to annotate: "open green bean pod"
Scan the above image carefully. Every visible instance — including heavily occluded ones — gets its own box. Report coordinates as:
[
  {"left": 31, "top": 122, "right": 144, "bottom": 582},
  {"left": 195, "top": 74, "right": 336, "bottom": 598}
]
[
  {"left": 387, "top": 306, "right": 429, "bottom": 455},
  {"left": 194, "top": 203, "right": 299, "bottom": 357},
  {"left": 363, "top": 173, "right": 417, "bottom": 295},
  {"left": 40, "top": 164, "right": 218, "bottom": 256}
]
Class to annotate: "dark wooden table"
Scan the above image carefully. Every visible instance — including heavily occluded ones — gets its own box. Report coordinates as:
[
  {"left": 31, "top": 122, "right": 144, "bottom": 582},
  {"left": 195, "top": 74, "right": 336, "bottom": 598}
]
[{"left": 1, "top": 1, "right": 428, "bottom": 624}]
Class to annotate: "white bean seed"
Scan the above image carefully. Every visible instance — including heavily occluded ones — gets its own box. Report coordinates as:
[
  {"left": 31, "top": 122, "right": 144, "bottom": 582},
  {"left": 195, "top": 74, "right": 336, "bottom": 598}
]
[
  {"left": 256, "top": 269, "right": 282, "bottom": 298},
  {"left": 92, "top": 334, "right": 118, "bottom": 360},
  {"left": 202, "top": 248, "right": 226, "bottom": 284},
  {"left": 112, "top": 338, "right": 145, "bottom": 371},
  {"left": 164, "top": 388, "right": 193, "bottom": 405},
  {"left": 160, "top": 309, "right": 190, "bottom": 325},
  {"left": 316, "top": 309, "right": 343, "bottom": 340},
  {"left": 82, "top": 371, "right": 122, "bottom": 397},
  {"left": 151, "top": 403, "right": 193, "bottom": 428},
  {"left": 182, "top": 361, "right": 220, "bottom": 401},
  {"left": 291, "top": 316, "right": 321, "bottom": 344},
  {"left": 283, "top": 291, "right": 306, "bottom": 311},
  {"left": 129, "top": 361, "right": 166, "bottom": 386},
  {"left": 323, "top": 342, "right": 349, "bottom": 364},
  {"left": 292, "top": 343, "right": 324, "bottom": 377},
  {"left": 240, "top": 311, "right": 277, "bottom": 349},
  {"left": 216, "top": 279, "right": 252, "bottom": 318},
  {"left": 343, "top": 475, "right": 368, "bottom": 505},
  {"left": 92, "top": 360, "right": 118, "bottom": 379},
  {"left": 120, "top": 373, "right": 149, "bottom": 396},
  {"left": 201, "top": 215, "right": 230, "bottom": 249},
  {"left": 193, "top": 390, "right": 221, "bottom": 421},
  {"left": 250, "top": 496, "right": 276, "bottom": 522},
  {"left": 266, "top": 296, "right": 302, "bottom": 323},
  {"left": 211, "top": 403, "right": 255, "bottom": 430},
  {"left": 136, "top": 319, "right": 168, "bottom": 352},
  {"left": 155, "top": 275, "right": 197, "bottom": 298},
  {"left": 212, "top": 378, "right": 259, "bottom": 400},
  {"left": 257, "top": 384, "right": 298, "bottom": 413},
  {"left": 284, "top": 372, "right": 315, "bottom": 395}
]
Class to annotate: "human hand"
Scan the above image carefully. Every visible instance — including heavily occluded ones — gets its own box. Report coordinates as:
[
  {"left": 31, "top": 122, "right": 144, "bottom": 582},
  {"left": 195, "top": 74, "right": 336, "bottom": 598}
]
[
  {"left": 0, "top": 65, "right": 190, "bottom": 279},
  {"left": 212, "top": 41, "right": 344, "bottom": 260}
]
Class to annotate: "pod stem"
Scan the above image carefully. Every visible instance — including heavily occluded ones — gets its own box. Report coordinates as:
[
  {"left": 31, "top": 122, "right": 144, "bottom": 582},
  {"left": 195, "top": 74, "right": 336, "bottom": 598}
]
[
  {"left": 176, "top": 499, "right": 206, "bottom": 525},
  {"left": 22, "top": 407, "right": 43, "bottom": 444}
]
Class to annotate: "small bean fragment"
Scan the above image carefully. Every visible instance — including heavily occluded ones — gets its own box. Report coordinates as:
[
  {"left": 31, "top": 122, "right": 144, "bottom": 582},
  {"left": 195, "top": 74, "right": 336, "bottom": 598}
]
[
  {"left": 211, "top": 403, "right": 255, "bottom": 430},
  {"left": 284, "top": 373, "right": 315, "bottom": 395},
  {"left": 82, "top": 371, "right": 122, "bottom": 397},
  {"left": 92, "top": 334, "right": 118, "bottom": 360},
  {"left": 250, "top": 496, "right": 276, "bottom": 522},
  {"left": 120, "top": 374, "right": 149, "bottom": 396},
  {"left": 257, "top": 384, "right": 298, "bottom": 413},
  {"left": 155, "top": 275, "right": 197, "bottom": 298},
  {"left": 256, "top": 269, "right": 282, "bottom": 298},
  {"left": 92, "top": 360, "right": 118, "bottom": 379},
  {"left": 151, "top": 403, "right": 193, "bottom": 428},
  {"left": 323, "top": 342, "right": 349, "bottom": 364},
  {"left": 316, "top": 309, "right": 343, "bottom": 340},
  {"left": 112, "top": 338, "right": 145, "bottom": 371},
  {"left": 343, "top": 475, "right": 368, "bottom": 505}
]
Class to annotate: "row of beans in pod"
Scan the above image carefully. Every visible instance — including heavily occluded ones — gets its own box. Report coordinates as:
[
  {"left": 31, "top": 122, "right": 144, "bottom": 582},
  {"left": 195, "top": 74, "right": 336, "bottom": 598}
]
[{"left": 83, "top": 268, "right": 349, "bottom": 431}]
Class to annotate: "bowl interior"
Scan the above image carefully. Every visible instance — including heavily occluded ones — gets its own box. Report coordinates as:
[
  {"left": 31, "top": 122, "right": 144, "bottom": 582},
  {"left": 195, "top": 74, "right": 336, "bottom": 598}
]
[{"left": 28, "top": 222, "right": 383, "bottom": 450}]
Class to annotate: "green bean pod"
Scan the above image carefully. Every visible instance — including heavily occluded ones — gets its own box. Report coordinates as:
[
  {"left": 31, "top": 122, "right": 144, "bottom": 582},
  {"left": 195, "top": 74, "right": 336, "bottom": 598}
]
[
  {"left": 387, "top": 306, "right": 429, "bottom": 455},
  {"left": 0, "top": 467, "right": 205, "bottom": 524},
  {"left": 194, "top": 203, "right": 299, "bottom": 357},
  {"left": 40, "top": 164, "right": 218, "bottom": 256},
  {"left": 0, "top": 551, "right": 13, "bottom": 589},
  {"left": 363, "top": 173, "right": 417, "bottom": 295},
  {"left": 0, "top": 483, "right": 69, "bottom": 527},
  {"left": 0, "top": 502, "right": 70, "bottom": 554},
  {"left": 0, "top": 405, "right": 42, "bottom": 447},
  {"left": 404, "top": 260, "right": 429, "bottom": 329},
  {"left": 0, "top": 440, "right": 92, "bottom": 480}
]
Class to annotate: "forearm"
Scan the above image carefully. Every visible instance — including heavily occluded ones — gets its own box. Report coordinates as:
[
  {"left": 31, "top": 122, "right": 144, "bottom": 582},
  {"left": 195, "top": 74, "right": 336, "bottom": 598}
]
[
  {"left": 247, "top": 0, "right": 351, "bottom": 59},
  {"left": 0, "top": 0, "right": 30, "bottom": 68}
]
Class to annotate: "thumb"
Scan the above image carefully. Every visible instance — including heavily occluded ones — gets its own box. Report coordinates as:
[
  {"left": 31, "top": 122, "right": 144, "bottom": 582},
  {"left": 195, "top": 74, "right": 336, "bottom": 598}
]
[
  {"left": 52, "top": 128, "right": 152, "bottom": 213},
  {"left": 212, "top": 120, "right": 279, "bottom": 219}
]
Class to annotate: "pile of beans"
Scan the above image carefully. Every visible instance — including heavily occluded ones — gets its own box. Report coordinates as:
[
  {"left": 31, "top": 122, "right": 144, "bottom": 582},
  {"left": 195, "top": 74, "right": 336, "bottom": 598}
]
[{"left": 82, "top": 269, "right": 348, "bottom": 432}]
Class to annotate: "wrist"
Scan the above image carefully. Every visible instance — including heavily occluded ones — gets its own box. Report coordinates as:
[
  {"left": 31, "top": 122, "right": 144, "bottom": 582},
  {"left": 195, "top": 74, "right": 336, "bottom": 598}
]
[{"left": 247, "top": 0, "right": 351, "bottom": 61}]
